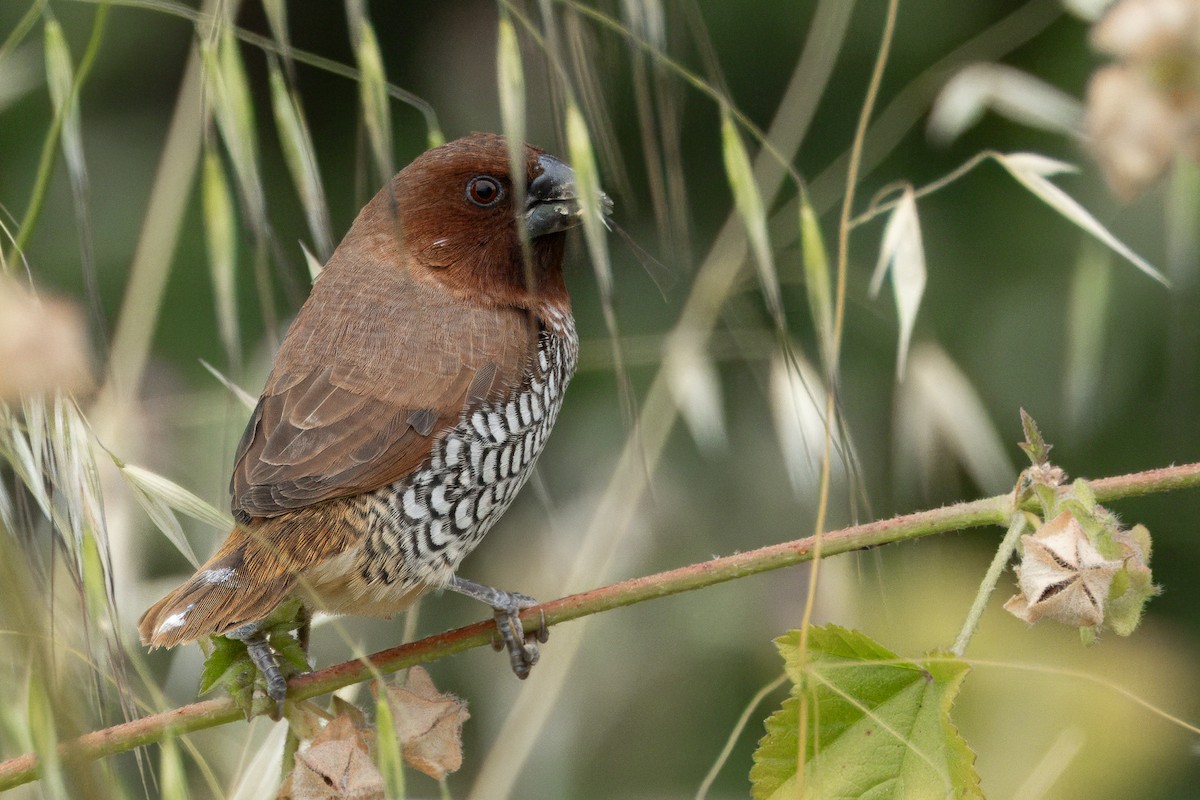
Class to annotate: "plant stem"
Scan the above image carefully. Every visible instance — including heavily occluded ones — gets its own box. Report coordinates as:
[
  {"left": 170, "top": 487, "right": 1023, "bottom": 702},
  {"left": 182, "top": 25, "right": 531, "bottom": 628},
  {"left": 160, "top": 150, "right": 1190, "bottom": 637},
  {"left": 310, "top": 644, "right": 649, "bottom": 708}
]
[
  {"left": 0, "top": 460, "right": 1196, "bottom": 791},
  {"left": 951, "top": 511, "right": 1028, "bottom": 657}
]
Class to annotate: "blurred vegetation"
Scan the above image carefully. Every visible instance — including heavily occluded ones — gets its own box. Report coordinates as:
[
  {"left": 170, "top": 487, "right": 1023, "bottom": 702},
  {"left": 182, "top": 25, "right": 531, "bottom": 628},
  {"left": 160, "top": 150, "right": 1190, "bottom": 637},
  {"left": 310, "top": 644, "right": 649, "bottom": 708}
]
[{"left": 2, "top": 0, "right": 1200, "bottom": 798}]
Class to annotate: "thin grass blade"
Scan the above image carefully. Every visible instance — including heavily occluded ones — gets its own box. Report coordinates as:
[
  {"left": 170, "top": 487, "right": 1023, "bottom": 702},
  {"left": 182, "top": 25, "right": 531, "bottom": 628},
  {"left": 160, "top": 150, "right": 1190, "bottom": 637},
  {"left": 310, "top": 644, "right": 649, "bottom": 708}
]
[
  {"left": 199, "top": 358, "right": 257, "bottom": 410},
  {"left": 227, "top": 719, "right": 289, "bottom": 800},
  {"left": 664, "top": 331, "right": 725, "bottom": 452},
  {"left": 869, "top": 187, "right": 926, "bottom": 380},
  {"left": 769, "top": 350, "right": 845, "bottom": 494},
  {"left": 799, "top": 196, "right": 833, "bottom": 370},
  {"left": 928, "top": 63, "right": 1082, "bottom": 145},
  {"left": 894, "top": 343, "right": 1014, "bottom": 498},
  {"left": 202, "top": 25, "right": 266, "bottom": 232},
  {"left": 375, "top": 692, "right": 406, "bottom": 799},
  {"left": 566, "top": 102, "right": 614, "bottom": 300},
  {"left": 993, "top": 151, "right": 1168, "bottom": 286},
  {"left": 720, "top": 108, "right": 784, "bottom": 329},
  {"left": 268, "top": 60, "right": 334, "bottom": 260},
  {"left": 261, "top": 0, "right": 292, "bottom": 74},
  {"left": 0, "top": 39, "right": 42, "bottom": 115},
  {"left": 120, "top": 463, "right": 232, "bottom": 533},
  {"left": 354, "top": 18, "right": 394, "bottom": 186},
  {"left": 298, "top": 242, "right": 324, "bottom": 283},
  {"left": 497, "top": 13, "right": 526, "bottom": 170},
  {"left": 43, "top": 18, "right": 86, "bottom": 194},
  {"left": 201, "top": 146, "right": 241, "bottom": 370},
  {"left": 116, "top": 467, "right": 200, "bottom": 568}
]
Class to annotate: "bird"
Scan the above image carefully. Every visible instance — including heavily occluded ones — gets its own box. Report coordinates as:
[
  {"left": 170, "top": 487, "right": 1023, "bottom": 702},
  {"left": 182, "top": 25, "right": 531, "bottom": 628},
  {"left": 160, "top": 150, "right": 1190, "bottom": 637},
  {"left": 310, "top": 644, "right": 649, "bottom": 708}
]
[{"left": 138, "top": 132, "right": 610, "bottom": 714}]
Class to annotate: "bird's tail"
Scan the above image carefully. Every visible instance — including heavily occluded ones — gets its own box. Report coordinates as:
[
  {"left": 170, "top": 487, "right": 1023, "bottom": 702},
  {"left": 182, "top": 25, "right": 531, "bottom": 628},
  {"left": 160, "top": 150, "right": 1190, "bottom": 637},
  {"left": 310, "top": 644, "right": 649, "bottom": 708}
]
[{"left": 138, "top": 528, "right": 295, "bottom": 649}]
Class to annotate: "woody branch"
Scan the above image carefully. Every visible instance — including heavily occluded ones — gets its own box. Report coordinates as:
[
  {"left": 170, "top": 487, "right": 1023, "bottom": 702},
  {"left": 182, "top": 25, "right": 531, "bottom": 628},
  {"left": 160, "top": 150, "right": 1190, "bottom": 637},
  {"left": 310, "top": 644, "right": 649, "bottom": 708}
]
[{"left": 0, "top": 461, "right": 1196, "bottom": 792}]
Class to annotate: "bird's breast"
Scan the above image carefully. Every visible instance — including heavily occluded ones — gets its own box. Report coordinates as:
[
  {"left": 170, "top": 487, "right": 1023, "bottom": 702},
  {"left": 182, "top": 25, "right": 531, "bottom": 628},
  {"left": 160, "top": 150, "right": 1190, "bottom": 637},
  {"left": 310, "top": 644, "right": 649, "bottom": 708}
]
[{"left": 299, "top": 323, "right": 578, "bottom": 616}]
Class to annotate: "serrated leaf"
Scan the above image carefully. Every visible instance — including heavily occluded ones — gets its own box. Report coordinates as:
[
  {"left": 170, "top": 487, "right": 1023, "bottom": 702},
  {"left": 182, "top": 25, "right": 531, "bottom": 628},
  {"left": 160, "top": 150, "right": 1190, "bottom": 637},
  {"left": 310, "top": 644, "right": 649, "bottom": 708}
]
[
  {"left": 720, "top": 107, "right": 784, "bottom": 329},
  {"left": 993, "top": 152, "right": 1168, "bottom": 286},
  {"left": 752, "top": 625, "right": 981, "bottom": 799},
  {"left": 199, "top": 637, "right": 243, "bottom": 695},
  {"left": 869, "top": 188, "right": 926, "bottom": 380},
  {"left": 750, "top": 691, "right": 801, "bottom": 800},
  {"left": 1018, "top": 408, "right": 1051, "bottom": 465},
  {"left": 270, "top": 630, "right": 310, "bottom": 676}
]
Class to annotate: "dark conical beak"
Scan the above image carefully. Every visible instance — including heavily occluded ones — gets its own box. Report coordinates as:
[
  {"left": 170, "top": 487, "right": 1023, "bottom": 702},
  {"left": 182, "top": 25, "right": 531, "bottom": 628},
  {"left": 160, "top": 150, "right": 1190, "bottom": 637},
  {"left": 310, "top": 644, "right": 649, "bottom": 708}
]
[{"left": 525, "top": 153, "right": 614, "bottom": 239}]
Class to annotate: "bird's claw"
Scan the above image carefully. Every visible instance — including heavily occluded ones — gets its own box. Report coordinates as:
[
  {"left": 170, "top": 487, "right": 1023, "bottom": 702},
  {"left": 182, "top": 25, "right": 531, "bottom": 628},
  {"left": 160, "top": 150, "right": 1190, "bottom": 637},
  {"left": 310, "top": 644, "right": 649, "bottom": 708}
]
[
  {"left": 448, "top": 576, "right": 549, "bottom": 679},
  {"left": 230, "top": 624, "right": 289, "bottom": 720},
  {"left": 488, "top": 593, "right": 547, "bottom": 679}
]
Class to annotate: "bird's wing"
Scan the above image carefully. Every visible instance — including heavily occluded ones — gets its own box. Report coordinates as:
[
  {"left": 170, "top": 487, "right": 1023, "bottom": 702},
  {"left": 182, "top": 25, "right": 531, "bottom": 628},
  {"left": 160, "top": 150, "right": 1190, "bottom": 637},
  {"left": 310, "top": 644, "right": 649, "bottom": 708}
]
[{"left": 230, "top": 261, "right": 537, "bottom": 520}]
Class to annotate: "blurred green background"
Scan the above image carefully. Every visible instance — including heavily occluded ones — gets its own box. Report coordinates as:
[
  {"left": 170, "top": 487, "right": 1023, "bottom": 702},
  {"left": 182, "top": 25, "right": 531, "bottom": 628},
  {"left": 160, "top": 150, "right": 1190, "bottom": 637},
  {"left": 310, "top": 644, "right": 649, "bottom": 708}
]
[{"left": 2, "top": 0, "right": 1199, "bottom": 797}]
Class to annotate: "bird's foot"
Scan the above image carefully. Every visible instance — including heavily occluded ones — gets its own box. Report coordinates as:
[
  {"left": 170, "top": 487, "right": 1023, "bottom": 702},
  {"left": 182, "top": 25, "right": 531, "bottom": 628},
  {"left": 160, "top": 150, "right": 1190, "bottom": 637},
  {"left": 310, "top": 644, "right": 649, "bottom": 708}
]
[
  {"left": 227, "top": 624, "right": 288, "bottom": 720},
  {"left": 447, "top": 576, "right": 548, "bottom": 679},
  {"left": 216, "top": 602, "right": 310, "bottom": 720}
]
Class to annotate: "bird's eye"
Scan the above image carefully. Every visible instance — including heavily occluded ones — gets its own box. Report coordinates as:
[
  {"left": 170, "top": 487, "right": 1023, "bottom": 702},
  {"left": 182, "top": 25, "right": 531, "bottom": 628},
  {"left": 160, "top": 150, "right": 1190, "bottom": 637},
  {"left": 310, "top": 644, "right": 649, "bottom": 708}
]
[{"left": 467, "top": 176, "right": 504, "bottom": 207}]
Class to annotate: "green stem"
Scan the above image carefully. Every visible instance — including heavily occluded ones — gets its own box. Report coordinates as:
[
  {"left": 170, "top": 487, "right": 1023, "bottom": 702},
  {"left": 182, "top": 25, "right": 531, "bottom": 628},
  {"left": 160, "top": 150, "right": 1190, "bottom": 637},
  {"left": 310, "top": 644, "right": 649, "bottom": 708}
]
[
  {"left": 0, "top": 460, "right": 1196, "bottom": 790},
  {"left": 951, "top": 511, "right": 1028, "bottom": 657},
  {"left": 8, "top": 3, "right": 110, "bottom": 263}
]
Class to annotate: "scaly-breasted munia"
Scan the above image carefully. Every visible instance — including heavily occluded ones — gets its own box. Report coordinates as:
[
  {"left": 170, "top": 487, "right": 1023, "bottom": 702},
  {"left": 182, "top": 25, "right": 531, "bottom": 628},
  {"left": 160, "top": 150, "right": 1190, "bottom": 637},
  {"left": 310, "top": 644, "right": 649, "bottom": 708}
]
[{"left": 139, "top": 132, "right": 608, "bottom": 712}]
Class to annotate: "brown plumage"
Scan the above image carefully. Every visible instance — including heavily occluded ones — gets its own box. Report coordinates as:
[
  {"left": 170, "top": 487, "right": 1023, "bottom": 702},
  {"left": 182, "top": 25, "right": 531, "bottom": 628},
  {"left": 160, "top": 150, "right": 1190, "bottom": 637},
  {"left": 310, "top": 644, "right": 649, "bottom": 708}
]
[{"left": 139, "top": 133, "right": 607, "bottom": 708}]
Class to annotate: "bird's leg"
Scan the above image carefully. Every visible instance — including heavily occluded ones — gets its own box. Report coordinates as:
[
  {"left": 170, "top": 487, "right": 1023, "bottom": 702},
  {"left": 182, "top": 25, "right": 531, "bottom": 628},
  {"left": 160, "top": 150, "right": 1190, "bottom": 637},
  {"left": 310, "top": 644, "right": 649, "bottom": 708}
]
[
  {"left": 447, "top": 575, "right": 548, "bottom": 679},
  {"left": 228, "top": 623, "right": 288, "bottom": 719},
  {"left": 296, "top": 605, "right": 313, "bottom": 661}
]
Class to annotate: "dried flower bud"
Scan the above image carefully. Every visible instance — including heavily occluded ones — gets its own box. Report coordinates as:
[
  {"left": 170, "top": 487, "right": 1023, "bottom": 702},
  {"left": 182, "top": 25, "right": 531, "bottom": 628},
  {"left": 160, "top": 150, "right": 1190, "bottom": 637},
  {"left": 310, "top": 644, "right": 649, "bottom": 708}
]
[
  {"left": 1091, "top": 0, "right": 1200, "bottom": 60},
  {"left": 0, "top": 279, "right": 92, "bottom": 401},
  {"left": 1005, "top": 511, "right": 1122, "bottom": 627},
  {"left": 1085, "top": 0, "right": 1200, "bottom": 198}
]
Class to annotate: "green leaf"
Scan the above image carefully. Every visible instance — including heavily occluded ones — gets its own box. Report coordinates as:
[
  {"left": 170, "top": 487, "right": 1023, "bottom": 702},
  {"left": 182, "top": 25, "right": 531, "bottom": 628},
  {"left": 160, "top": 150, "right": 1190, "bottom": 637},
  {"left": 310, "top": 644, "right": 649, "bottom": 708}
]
[
  {"left": 199, "top": 636, "right": 245, "bottom": 695},
  {"left": 1018, "top": 408, "right": 1051, "bottom": 465},
  {"left": 270, "top": 629, "right": 310, "bottom": 676},
  {"left": 752, "top": 625, "right": 981, "bottom": 799},
  {"left": 752, "top": 691, "right": 802, "bottom": 800}
]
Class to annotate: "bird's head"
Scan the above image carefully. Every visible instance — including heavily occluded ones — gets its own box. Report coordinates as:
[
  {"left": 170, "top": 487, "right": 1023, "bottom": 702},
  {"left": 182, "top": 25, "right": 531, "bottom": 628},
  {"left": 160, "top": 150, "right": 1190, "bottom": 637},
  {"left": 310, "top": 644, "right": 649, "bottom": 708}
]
[{"left": 387, "top": 131, "right": 610, "bottom": 312}]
